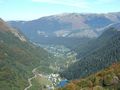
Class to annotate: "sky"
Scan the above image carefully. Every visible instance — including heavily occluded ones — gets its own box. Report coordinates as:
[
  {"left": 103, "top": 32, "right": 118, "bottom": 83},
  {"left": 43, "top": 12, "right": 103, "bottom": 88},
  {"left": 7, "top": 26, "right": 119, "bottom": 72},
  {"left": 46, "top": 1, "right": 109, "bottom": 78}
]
[{"left": 0, "top": 0, "right": 120, "bottom": 21}]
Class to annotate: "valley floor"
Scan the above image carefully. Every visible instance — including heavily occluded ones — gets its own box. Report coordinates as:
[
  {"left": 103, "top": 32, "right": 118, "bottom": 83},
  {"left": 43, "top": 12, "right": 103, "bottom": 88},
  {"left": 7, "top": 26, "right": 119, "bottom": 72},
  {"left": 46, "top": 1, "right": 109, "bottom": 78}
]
[{"left": 24, "top": 44, "right": 76, "bottom": 90}]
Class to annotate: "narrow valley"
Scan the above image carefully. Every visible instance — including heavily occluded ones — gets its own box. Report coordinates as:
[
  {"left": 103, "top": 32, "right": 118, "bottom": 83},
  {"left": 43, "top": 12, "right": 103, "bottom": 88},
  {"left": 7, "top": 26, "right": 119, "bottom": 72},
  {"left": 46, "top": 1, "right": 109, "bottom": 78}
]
[
  {"left": 1, "top": 1, "right": 120, "bottom": 90},
  {"left": 25, "top": 44, "right": 77, "bottom": 90}
]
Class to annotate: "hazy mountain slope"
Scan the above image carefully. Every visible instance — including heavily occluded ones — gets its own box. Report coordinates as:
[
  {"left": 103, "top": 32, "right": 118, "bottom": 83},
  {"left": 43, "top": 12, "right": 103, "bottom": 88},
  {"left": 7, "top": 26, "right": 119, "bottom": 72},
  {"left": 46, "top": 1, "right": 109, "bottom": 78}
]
[
  {"left": 74, "top": 23, "right": 120, "bottom": 59},
  {"left": 0, "top": 19, "right": 53, "bottom": 90},
  {"left": 8, "top": 12, "right": 120, "bottom": 38},
  {"left": 59, "top": 62, "right": 120, "bottom": 90},
  {"left": 33, "top": 37, "right": 91, "bottom": 49},
  {"left": 7, "top": 12, "right": 120, "bottom": 48},
  {"left": 61, "top": 26, "right": 120, "bottom": 80},
  {"left": 8, "top": 20, "right": 91, "bottom": 48}
]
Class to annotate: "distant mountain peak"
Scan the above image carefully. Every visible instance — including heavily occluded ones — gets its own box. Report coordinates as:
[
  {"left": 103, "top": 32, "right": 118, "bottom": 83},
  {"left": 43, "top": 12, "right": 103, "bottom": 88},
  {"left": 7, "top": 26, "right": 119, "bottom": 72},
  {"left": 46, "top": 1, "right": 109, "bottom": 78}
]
[{"left": 8, "top": 12, "right": 120, "bottom": 44}]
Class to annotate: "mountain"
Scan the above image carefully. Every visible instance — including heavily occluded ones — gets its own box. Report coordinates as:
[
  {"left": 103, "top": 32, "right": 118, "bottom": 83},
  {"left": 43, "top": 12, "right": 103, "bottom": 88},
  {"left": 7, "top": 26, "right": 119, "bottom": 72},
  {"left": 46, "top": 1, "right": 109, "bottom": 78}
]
[
  {"left": 58, "top": 62, "right": 120, "bottom": 90},
  {"left": 7, "top": 12, "right": 120, "bottom": 47},
  {"left": 61, "top": 24, "right": 120, "bottom": 80},
  {"left": 8, "top": 12, "right": 120, "bottom": 38},
  {"left": 0, "top": 18, "right": 53, "bottom": 90}
]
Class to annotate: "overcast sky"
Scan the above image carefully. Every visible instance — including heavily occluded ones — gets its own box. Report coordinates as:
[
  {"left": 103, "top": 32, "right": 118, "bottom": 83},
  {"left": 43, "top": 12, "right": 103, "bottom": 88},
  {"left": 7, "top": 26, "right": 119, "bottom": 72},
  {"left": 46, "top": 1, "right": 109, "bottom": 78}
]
[{"left": 0, "top": 0, "right": 120, "bottom": 21}]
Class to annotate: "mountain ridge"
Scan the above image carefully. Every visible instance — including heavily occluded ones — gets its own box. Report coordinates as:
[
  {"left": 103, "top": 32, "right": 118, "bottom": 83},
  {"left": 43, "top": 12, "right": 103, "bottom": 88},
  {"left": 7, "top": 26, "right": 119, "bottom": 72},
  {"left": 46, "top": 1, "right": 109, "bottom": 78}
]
[{"left": 8, "top": 12, "right": 120, "bottom": 46}]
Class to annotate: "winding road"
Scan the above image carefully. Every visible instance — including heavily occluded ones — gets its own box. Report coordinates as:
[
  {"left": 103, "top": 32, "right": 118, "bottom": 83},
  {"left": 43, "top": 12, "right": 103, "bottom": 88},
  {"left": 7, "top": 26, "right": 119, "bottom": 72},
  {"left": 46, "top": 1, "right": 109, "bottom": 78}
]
[{"left": 24, "top": 68, "right": 37, "bottom": 90}]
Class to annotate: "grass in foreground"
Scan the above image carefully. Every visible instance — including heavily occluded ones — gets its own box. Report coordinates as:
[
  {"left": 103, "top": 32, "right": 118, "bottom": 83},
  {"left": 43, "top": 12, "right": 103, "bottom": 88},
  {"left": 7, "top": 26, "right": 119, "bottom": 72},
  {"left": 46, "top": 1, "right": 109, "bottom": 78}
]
[{"left": 29, "top": 75, "right": 52, "bottom": 90}]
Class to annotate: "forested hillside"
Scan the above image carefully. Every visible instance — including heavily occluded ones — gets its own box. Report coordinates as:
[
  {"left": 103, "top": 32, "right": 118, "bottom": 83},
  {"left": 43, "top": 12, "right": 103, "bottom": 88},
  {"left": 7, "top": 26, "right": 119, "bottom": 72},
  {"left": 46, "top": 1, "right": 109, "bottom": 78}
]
[
  {"left": 61, "top": 26, "right": 120, "bottom": 80},
  {"left": 58, "top": 62, "right": 120, "bottom": 90},
  {"left": 74, "top": 27, "right": 119, "bottom": 59},
  {"left": 0, "top": 19, "right": 53, "bottom": 90}
]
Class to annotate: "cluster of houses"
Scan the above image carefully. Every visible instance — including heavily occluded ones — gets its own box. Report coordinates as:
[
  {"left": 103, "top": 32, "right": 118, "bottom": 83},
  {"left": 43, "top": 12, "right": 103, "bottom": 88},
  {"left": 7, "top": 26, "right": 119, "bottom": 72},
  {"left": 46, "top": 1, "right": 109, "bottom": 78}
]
[
  {"left": 44, "top": 73, "right": 68, "bottom": 90},
  {"left": 47, "top": 73, "right": 61, "bottom": 86}
]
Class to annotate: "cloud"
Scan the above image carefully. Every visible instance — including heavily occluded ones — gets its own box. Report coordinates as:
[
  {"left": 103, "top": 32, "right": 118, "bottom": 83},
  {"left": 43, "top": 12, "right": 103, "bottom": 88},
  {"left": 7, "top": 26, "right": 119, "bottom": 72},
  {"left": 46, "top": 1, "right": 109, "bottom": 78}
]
[{"left": 32, "top": 0, "right": 90, "bottom": 9}]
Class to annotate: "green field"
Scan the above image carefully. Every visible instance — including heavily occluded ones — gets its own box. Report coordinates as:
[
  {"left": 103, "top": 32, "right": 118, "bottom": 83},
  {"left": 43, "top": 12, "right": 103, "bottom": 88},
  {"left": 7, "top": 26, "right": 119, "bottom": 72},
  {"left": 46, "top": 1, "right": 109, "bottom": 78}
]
[{"left": 29, "top": 75, "right": 53, "bottom": 90}]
